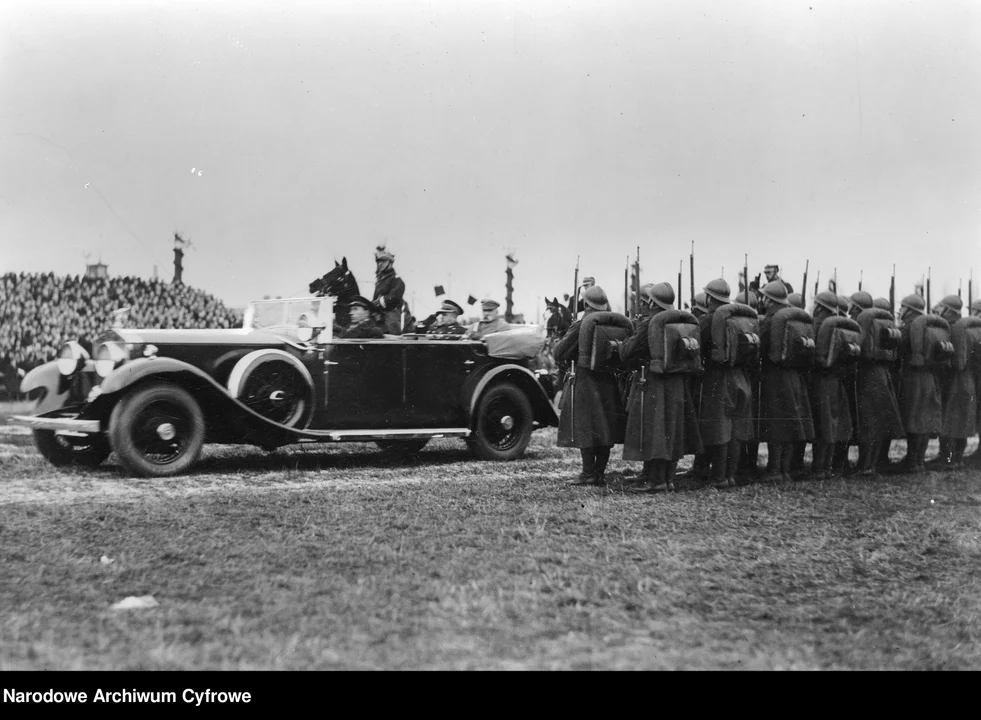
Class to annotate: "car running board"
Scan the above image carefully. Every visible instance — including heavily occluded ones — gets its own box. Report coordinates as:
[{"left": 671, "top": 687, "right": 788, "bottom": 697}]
[{"left": 293, "top": 427, "right": 472, "bottom": 443}]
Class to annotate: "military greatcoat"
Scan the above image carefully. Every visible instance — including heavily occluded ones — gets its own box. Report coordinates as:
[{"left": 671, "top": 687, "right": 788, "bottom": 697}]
[
  {"left": 617, "top": 311, "right": 701, "bottom": 462},
  {"left": 338, "top": 319, "right": 384, "bottom": 339},
  {"left": 758, "top": 314, "right": 814, "bottom": 443},
  {"left": 372, "top": 268, "right": 405, "bottom": 335},
  {"left": 855, "top": 362, "right": 905, "bottom": 443},
  {"left": 696, "top": 311, "right": 754, "bottom": 446},
  {"left": 809, "top": 317, "right": 853, "bottom": 443},
  {"left": 898, "top": 324, "right": 943, "bottom": 435},
  {"left": 553, "top": 314, "right": 626, "bottom": 449},
  {"left": 938, "top": 366, "right": 977, "bottom": 439}
]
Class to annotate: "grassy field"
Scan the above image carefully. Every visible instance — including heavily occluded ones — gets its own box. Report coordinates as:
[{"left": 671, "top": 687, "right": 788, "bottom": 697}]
[{"left": 1, "top": 401, "right": 980, "bottom": 670}]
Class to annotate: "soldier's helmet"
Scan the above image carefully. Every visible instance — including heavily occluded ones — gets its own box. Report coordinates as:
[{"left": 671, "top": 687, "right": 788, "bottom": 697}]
[
  {"left": 761, "top": 281, "right": 790, "bottom": 306},
  {"left": 971, "top": 299, "right": 981, "bottom": 317},
  {"left": 836, "top": 295, "right": 851, "bottom": 316},
  {"left": 938, "top": 294, "right": 963, "bottom": 318},
  {"left": 642, "top": 282, "right": 675, "bottom": 311},
  {"left": 849, "top": 291, "right": 873, "bottom": 313},
  {"left": 814, "top": 291, "right": 839, "bottom": 315},
  {"left": 873, "top": 297, "right": 892, "bottom": 312},
  {"left": 703, "top": 278, "right": 731, "bottom": 304},
  {"left": 787, "top": 292, "right": 804, "bottom": 309},
  {"left": 900, "top": 294, "right": 926, "bottom": 316},
  {"left": 583, "top": 285, "right": 610, "bottom": 311},
  {"left": 693, "top": 292, "right": 709, "bottom": 315}
]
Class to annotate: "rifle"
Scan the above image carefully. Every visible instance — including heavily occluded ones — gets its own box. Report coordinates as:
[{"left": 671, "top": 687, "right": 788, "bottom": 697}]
[
  {"left": 970, "top": 269, "right": 974, "bottom": 309},
  {"left": 889, "top": 265, "right": 896, "bottom": 316},
  {"left": 624, "top": 255, "right": 629, "bottom": 318},
  {"left": 926, "top": 266, "right": 932, "bottom": 312},
  {"left": 814, "top": 270, "right": 819, "bottom": 302},
  {"left": 802, "top": 259, "right": 809, "bottom": 306},
  {"left": 572, "top": 255, "right": 580, "bottom": 318},
  {"left": 678, "top": 260, "right": 683, "bottom": 309},
  {"left": 635, "top": 246, "right": 641, "bottom": 317},
  {"left": 689, "top": 241, "right": 696, "bottom": 310},
  {"left": 859, "top": 270, "right": 863, "bottom": 292},
  {"left": 744, "top": 254, "right": 749, "bottom": 304}
]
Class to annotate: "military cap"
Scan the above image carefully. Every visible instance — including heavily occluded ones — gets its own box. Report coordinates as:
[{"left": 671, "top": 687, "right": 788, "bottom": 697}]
[
  {"left": 787, "top": 292, "right": 804, "bottom": 309},
  {"left": 764, "top": 264, "right": 780, "bottom": 273},
  {"left": 761, "top": 281, "right": 790, "bottom": 306},
  {"left": 642, "top": 282, "right": 675, "bottom": 311},
  {"left": 582, "top": 276, "right": 595, "bottom": 285},
  {"left": 813, "top": 291, "right": 839, "bottom": 315},
  {"left": 703, "top": 278, "right": 731, "bottom": 304},
  {"left": 437, "top": 299, "right": 464, "bottom": 316},
  {"left": 350, "top": 295, "right": 374, "bottom": 310},
  {"left": 900, "top": 294, "right": 926, "bottom": 315},
  {"left": 937, "top": 294, "right": 963, "bottom": 317},
  {"left": 374, "top": 244, "right": 395, "bottom": 262},
  {"left": 583, "top": 285, "right": 610, "bottom": 311},
  {"left": 873, "top": 297, "right": 892, "bottom": 312},
  {"left": 480, "top": 298, "right": 501, "bottom": 311}
]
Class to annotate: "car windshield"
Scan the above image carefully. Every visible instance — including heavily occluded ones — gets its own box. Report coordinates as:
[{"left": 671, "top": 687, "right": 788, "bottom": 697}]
[{"left": 244, "top": 297, "right": 333, "bottom": 333}]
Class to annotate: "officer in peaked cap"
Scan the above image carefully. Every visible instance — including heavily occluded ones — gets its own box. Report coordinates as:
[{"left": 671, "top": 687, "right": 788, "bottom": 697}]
[
  {"left": 696, "top": 278, "right": 754, "bottom": 489},
  {"left": 930, "top": 295, "right": 973, "bottom": 470},
  {"left": 469, "top": 298, "right": 514, "bottom": 339},
  {"left": 553, "top": 284, "right": 626, "bottom": 486},
  {"left": 339, "top": 295, "right": 385, "bottom": 339},
  {"left": 758, "top": 281, "right": 813, "bottom": 483},
  {"left": 889, "top": 293, "right": 940, "bottom": 474},
  {"left": 618, "top": 283, "right": 702, "bottom": 494},
  {"left": 427, "top": 299, "right": 468, "bottom": 335}
]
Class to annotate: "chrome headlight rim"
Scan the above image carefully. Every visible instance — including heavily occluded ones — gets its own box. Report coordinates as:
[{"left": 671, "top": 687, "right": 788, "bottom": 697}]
[
  {"left": 57, "top": 341, "right": 90, "bottom": 376},
  {"left": 95, "top": 342, "right": 127, "bottom": 378}
]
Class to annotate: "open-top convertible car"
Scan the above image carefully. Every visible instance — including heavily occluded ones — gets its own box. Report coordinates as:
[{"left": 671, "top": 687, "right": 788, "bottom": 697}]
[{"left": 11, "top": 297, "right": 558, "bottom": 477}]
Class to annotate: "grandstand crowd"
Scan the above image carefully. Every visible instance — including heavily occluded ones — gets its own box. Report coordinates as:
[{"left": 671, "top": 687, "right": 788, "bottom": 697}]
[{"left": 1, "top": 272, "right": 240, "bottom": 387}]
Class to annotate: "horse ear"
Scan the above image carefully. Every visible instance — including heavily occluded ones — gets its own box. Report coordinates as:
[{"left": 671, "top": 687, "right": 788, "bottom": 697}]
[
  {"left": 342, "top": 257, "right": 348, "bottom": 268},
  {"left": 334, "top": 259, "right": 340, "bottom": 267}
]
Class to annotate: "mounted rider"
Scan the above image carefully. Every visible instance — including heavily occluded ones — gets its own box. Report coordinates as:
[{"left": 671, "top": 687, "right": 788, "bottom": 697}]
[{"left": 372, "top": 243, "right": 406, "bottom": 335}]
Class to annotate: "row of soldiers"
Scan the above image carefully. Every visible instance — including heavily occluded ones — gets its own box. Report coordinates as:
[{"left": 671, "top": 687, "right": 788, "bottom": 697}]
[{"left": 551, "top": 277, "right": 981, "bottom": 492}]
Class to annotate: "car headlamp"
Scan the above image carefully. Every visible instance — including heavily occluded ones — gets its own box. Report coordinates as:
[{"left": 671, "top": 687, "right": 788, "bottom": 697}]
[
  {"left": 95, "top": 342, "right": 128, "bottom": 378},
  {"left": 57, "top": 341, "right": 90, "bottom": 376}
]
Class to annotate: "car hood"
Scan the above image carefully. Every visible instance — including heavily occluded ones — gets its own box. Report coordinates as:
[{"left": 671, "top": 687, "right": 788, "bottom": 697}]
[{"left": 107, "top": 328, "right": 289, "bottom": 346}]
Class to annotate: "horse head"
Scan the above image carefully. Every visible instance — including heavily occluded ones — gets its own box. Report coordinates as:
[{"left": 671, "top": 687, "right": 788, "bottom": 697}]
[
  {"left": 309, "top": 257, "right": 360, "bottom": 300},
  {"left": 545, "top": 296, "right": 571, "bottom": 337}
]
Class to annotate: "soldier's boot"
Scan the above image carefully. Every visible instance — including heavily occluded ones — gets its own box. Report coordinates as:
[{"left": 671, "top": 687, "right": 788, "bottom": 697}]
[
  {"left": 763, "top": 443, "right": 783, "bottom": 483},
  {"left": 810, "top": 442, "right": 826, "bottom": 479},
  {"left": 725, "top": 439, "right": 742, "bottom": 487},
  {"left": 780, "top": 442, "right": 795, "bottom": 483},
  {"left": 792, "top": 441, "right": 807, "bottom": 474},
  {"left": 830, "top": 442, "right": 849, "bottom": 477},
  {"left": 709, "top": 444, "right": 729, "bottom": 489},
  {"left": 951, "top": 438, "right": 968, "bottom": 469},
  {"left": 628, "top": 460, "right": 663, "bottom": 494},
  {"left": 740, "top": 441, "right": 760, "bottom": 477},
  {"left": 857, "top": 442, "right": 872, "bottom": 475},
  {"left": 916, "top": 435, "right": 930, "bottom": 473},
  {"left": 594, "top": 446, "right": 612, "bottom": 485},
  {"left": 666, "top": 461, "right": 678, "bottom": 491},
  {"left": 569, "top": 448, "right": 598, "bottom": 485},
  {"left": 682, "top": 452, "right": 710, "bottom": 480}
]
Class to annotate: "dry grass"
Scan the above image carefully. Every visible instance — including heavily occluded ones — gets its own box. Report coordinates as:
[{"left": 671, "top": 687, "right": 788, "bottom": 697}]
[{"left": 1, "top": 402, "right": 979, "bottom": 670}]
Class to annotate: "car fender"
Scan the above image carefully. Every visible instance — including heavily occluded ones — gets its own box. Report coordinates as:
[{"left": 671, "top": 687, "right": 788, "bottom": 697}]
[
  {"left": 466, "top": 364, "right": 559, "bottom": 428},
  {"left": 97, "top": 357, "right": 315, "bottom": 447},
  {"left": 20, "top": 361, "right": 71, "bottom": 414}
]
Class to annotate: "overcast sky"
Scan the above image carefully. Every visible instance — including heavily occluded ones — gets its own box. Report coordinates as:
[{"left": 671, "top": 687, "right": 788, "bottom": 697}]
[{"left": 2, "top": 0, "right": 979, "bottom": 319}]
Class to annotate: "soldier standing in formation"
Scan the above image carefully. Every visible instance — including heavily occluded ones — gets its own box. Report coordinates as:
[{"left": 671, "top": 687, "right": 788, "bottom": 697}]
[
  {"left": 931, "top": 295, "right": 976, "bottom": 469},
  {"left": 617, "top": 283, "right": 702, "bottom": 493},
  {"left": 553, "top": 286, "right": 626, "bottom": 486},
  {"left": 895, "top": 294, "right": 943, "bottom": 473},
  {"left": 808, "top": 292, "right": 853, "bottom": 478}
]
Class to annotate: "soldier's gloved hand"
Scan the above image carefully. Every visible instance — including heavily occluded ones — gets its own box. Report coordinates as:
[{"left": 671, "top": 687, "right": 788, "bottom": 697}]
[{"left": 378, "top": 297, "right": 387, "bottom": 309}]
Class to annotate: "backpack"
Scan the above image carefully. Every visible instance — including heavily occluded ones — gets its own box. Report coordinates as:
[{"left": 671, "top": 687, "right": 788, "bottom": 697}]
[
  {"left": 951, "top": 316, "right": 981, "bottom": 372},
  {"left": 577, "top": 311, "right": 633, "bottom": 373},
  {"left": 815, "top": 316, "right": 862, "bottom": 369},
  {"left": 856, "top": 308, "right": 901, "bottom": 363},
  {"left": 769, "top": 307, "right": 815, "bottom": 369},
  {"left": 648, "top": 309, "right": 702, "bottom": 375},
  {"left": 907, "top": 314, "right": 954, "bottom": 370},
  {"left": 710, "top": 303, "right": 760, "bottom": 368}
]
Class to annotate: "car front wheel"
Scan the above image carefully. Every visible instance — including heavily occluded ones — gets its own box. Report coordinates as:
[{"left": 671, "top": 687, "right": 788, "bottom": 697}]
[
  {"left": 33, "top": 429, "right": 111, "bottom": 468},
  {"left": 109, "top": 382, "right": 206, "bottom": 477},
  {"left": 467, "top": 382, "right": 534, "bottom": 461}
]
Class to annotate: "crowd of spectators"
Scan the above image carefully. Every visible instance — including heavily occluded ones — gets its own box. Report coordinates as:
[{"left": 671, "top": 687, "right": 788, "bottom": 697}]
[{"left": 1, "top": 272, "right": 241, "bottom": 375}]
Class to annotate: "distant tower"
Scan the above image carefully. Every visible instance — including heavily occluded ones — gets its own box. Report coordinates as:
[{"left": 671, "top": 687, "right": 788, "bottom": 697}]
[
  {"left": 85, "top": 258, "right": 108, "bottom": 279},
  {"left": 173, "top": 233, "right": 186, "bottom": 284}
]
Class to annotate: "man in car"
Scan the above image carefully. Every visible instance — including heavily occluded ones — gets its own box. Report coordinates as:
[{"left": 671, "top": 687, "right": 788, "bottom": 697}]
[
  {"left": 339, "top": 296, "right": 385, "bottom": 339},
  {"left": 469, "top": 299, "right": 514, "bottom": 339},
  {"left": 427, "top": 299, "right": 468, "bottom": 335}
]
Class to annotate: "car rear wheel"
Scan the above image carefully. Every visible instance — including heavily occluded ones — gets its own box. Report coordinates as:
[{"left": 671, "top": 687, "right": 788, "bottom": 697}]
[
  {"left": 33, "top": 429, "right": 111, "bottom": 468},
  {"left": 375, "top": 438, "right": 430, "bottom": 456},
  {"left": 467, "top": 382, "right": 534, "bottom": 461},
  {"left": 109, "top": 382, "right": 205, "bottom": 477}
]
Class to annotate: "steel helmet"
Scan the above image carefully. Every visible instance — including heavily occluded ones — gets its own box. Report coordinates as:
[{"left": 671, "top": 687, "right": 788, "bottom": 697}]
[
  {"left": 583, "top": 285, "right": 610, "bottom": 311},
  {"left": 761, "top": 281, "right": 790, "bottom": 306},
  {"left": 703, "top": 278, "right": 731, "bottom": 305},
  {"left": 900, "top": 294, "right": 926, "bottom": 315},
  {"left": 938, "top": 294, "right": 963, "bottom": 318},
  {"left": 641, "top": 282, "right": 675, "bottom": 311},
  {"left": 849, "top": 291, "right": 873, "bottom": 313},
  {"left": 972, "top": 299, "right": 981, "bottom": 317},
  {"left": 693, "top": 292, "right": 709, "bottom": 315},
  {"left": 813, "top": 291, "right": 839, "bottom": 315},
  {"left": 873, "top": 297, "right": 892, "bottom": 312},
  {"left": 787, "top": 292, "right": 804, "bottom": 309}
]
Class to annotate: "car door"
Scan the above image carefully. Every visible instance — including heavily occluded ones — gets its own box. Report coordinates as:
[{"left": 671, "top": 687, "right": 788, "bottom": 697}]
[
  {"left": 319, "top": 340, "right": 405, "bottom": 429},
  {"left": 402, "top": 339, "right": 484, "bottom": 427}
]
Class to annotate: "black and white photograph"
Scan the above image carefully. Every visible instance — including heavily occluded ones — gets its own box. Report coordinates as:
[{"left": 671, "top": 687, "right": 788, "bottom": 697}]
[{"left": 1, "top": 0, "right": 979, "bottom": 673}]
